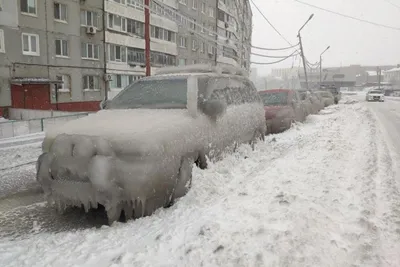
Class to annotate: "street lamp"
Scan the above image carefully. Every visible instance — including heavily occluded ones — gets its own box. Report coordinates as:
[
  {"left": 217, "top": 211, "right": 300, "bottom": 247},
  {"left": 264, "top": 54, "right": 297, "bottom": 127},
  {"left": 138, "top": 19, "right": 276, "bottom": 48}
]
[
  {"left": 319, "top": 45, "right": 330, "bottom": 88},
  {"left": 298, "top": 14, "right": 314, "bottom": 90}
]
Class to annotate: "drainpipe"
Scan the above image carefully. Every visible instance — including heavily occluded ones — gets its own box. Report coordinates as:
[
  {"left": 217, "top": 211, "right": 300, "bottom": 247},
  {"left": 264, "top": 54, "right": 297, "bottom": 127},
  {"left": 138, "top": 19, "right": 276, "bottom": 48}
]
[
  {"left": 103, "top": 0, "right": 108, "bottom": 100},
  {"left": 214, "top": 0, "right": 219, "bottom": 66}
]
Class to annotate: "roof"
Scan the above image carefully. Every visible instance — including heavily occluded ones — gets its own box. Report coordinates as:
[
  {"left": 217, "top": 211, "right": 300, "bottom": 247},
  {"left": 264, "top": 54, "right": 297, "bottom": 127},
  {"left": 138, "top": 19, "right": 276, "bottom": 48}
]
[
  {"left": 11, "top": 77, "right": 63, "bottom": 85},
  {"left": 384, "top": 67, "right": 400, "bottom": 73}
]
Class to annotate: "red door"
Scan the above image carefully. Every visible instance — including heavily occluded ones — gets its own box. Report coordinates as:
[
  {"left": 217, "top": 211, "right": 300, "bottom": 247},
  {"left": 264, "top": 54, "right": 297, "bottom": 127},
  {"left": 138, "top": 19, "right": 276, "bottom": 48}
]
[{"left": 11, "top": 84, "right": 51, "bottom": 110}]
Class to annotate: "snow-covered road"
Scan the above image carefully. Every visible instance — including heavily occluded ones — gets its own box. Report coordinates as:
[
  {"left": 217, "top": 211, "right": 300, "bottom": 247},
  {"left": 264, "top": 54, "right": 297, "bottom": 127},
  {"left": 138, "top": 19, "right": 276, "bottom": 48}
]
[{"left": 1, "top": 97, "right": 400, "bottom": 267}]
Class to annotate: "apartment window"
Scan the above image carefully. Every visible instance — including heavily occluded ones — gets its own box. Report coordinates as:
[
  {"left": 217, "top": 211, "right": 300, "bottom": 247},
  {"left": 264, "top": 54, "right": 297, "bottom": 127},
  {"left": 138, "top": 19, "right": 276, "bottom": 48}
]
[
  {"left": 22, "top": 33, "right": 39, "bottom": 56},
  {"left": 109, "top": 44, "right": 126, "bottom": 62},
  {"left": 56, "top": 75, "right": 71, "bottom": 92},
  {"left": 190, "top": 19, "right": 196, "bottom": 31},
  {"left": 0, "top": 30, "right": 4, "bottom": 53},
  {"left": 201, "top": 2, "right": 206, "bottom": 13},
  {"left": 208, "top": 7, "right": 215, "bottom": 17},
  {"left": 127, "top": 0, "right": 143, "bottom": 10},
  {"left": 179, "top": 36, "right": 187, "bottom": 48},
  {"left": 55, "top": 39, "right": 68, "bottom": 57},
  {"left": 218, "top": 10, "right": 225, "bottom": 21},
  {"left": 113, "top": 0, "right": 126, "bottom": 4},
  {"left": 80, "top": 10, "right": 98, "bottom": 27},
  {"left": 178, "top": 58, "right": 186, "bottom": 66},
  {"left": 21, "top": 0, "right": 36, "bottom": 15},
  {"left": 192, "top": 59, "right": 197, "bottom": 65},
  {"left": 54, "top": 3, "right": 67, "bottom": 22},
  {"left": 192, "top": 0, "right": 197, "bottom": 9},
  {"left": 83, "top": 76, "right": 99, "bottom": 91},
  {"left": 108, "top": 14, "right": 126, "bottom": 32},
  {"left": 209, "top": 25, "right": 215, "bottom": 36},
  {"left": 127, "top": 19, "right": 144, "bottom": 37},
  {"left": 81, "top": 43, "right": 100, "bottom": 59},
  {"left": 179, "top": 0, "right": 188, "bottom": 5},
  {"left": 192, "top": 39, "right": 197, "bottom": 51},
  {"left": 200, "top": 41, "right": 205, "bottom": 53},
  {"left": 201, "top": 22, "right": 206, "bottom": 33},
  {"left": 151, "top": 26, "right": 175, "bottom": 42}
]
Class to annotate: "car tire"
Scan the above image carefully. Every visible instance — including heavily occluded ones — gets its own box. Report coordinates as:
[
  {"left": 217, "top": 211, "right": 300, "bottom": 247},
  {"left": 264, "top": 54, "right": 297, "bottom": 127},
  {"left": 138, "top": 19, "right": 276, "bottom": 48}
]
[{"left": 169, "top": 157, "right": 193, "bottom": 205}]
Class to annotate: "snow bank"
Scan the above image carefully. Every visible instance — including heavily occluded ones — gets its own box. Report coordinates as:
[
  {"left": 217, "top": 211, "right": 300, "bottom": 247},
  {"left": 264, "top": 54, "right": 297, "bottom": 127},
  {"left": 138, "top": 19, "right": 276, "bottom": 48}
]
[{"left": 1, "top": 101, "right": 400, "bottom": 266}]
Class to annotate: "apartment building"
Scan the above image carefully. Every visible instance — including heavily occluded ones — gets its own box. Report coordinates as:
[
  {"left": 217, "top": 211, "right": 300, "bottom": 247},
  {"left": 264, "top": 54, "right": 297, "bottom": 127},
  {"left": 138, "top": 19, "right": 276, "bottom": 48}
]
[
  {"left": 104, "top": 0, "right": 178, "bottom": 98},
  {"left": 175, "top": 0, "right": 252, "bottom": 71}
]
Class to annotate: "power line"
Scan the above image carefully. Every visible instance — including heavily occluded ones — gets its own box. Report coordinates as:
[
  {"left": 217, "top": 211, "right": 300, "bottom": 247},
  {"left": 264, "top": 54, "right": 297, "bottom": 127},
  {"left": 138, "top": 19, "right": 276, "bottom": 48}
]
[
  {"left": 252, "top": 51, "right": 300, "bottom": 58},
  {"left": 382, "top": 0, "right": 400, "bottom": 11},
  {"left": 294, "top": 0, "right": 400, "bottom": 31},
  {"left": 251, "top": 50, "right": 299, "bottom": 65},
  {"left": 252, "top": 42, "right": 300, "bottom": 51},
  {"left": 249, "top": 0, "right": 294, "bottom": 46}
]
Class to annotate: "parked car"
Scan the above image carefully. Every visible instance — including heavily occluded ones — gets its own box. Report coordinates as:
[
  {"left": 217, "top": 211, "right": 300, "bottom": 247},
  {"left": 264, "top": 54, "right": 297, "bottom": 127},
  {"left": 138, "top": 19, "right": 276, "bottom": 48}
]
[
  {"left": 366, "top": 89, "right": 385, "bottom": 102},
  {"left": 321, "top": 85, "right": 341, "bottom": 104},
  {"left": 259, "top": 89, "right": 307, "bottom": 134},
  {"left": 316, "top": 91, "right": 335, "bottom": 107},
  {"left": 299, "top": 90, "right": 324, "bottom": 114},
  {"left": 36, "top": 64, "right": 267, "bottom": 223}
]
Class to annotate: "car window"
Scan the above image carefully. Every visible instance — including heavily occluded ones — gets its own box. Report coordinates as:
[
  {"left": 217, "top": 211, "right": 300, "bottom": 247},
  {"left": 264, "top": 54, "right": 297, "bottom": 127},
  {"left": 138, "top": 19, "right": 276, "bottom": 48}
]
[
  {"left": 369, "top": 90, "right": 382, "bottom": 94},
  {"left": 110, "top": 78, "right": 188, "bottom": 109},
  {"left": 259, "top": 91, "right": 288, "bottom": 106}
]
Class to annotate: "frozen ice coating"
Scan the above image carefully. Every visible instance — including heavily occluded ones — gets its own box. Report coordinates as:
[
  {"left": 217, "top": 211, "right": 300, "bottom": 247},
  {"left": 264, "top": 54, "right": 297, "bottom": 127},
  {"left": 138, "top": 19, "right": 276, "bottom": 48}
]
[{"left": 37, "top": 102, "right": 266, "bottom": 223}]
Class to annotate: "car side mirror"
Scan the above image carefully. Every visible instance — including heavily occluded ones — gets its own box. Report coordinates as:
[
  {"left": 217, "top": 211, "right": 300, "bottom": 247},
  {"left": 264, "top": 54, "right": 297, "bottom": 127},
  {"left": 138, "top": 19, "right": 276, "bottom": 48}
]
[
  {"left": 203, "top": 99, "right": 227, "bottom": 120},
  {"left": 100, "top": 99, "right": 111, "bottom": 110}
]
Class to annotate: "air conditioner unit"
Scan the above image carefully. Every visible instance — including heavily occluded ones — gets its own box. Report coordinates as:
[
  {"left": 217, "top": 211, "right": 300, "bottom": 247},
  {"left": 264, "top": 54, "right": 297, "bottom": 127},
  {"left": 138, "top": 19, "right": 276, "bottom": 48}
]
[
  {"left": 104, "top": 74, "right": 112, "bottom": 81},
  {"left": 86, "top": 26, "right": 96, "bottom": 34},
  {"left": 224, "top": 22, "right": 229, "bottom": 28}
]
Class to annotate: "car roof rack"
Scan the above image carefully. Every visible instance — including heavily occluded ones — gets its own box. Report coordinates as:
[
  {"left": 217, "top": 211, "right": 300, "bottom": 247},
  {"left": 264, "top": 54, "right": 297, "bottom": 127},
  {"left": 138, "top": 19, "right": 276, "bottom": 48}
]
[{"left": 155, "top": 64, "right": 247, "bottom": 76}]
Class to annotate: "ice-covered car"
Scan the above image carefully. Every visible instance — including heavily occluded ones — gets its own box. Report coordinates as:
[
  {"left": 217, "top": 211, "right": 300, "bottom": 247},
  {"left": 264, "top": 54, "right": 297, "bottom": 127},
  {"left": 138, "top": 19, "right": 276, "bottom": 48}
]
[
  {"left": 259, "top": 89, "right": 306, "bottom": 134},
  {"left": 298, "top": 91, "right": 316, "bottom": 115},
  {"left": 366, "top": 89, "right": 385, "bottom": 102},
  {"left": 316, "top": 91, "right": 335, "bottom": 107},
  {"left": 36, "top": 64, "right": 266, "bottom": 223}
]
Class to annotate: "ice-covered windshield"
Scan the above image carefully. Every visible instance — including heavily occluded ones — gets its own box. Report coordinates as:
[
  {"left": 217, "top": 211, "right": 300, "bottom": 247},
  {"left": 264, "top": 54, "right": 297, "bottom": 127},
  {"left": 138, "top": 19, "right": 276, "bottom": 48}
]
[
  {"left": 369, "top": 90, "right": 383, "bottom": 94},
  {"left": 109, "top": 78, "right": 188, "bottom": 109},
  {"left": 259, "top": 92, "right": 288, "bottom": 106}
]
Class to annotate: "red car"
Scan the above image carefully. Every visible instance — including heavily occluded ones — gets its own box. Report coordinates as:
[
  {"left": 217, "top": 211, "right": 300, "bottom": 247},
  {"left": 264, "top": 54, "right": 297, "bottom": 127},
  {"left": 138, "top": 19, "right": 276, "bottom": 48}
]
[{"left": 259, "top": 89, "right": 307, "bottom": 134}]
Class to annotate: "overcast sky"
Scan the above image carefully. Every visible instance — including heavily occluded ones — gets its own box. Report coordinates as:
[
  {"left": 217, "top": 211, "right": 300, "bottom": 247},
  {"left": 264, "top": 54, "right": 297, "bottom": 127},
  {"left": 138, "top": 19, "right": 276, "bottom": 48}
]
[{"left": 250, "top": 0, "right": 400, "bottom": 75}]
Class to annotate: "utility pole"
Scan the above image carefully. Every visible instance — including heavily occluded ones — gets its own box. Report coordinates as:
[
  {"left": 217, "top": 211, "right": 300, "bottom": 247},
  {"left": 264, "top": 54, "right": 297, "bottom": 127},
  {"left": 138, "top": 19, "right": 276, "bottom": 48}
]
[
  {"left": 298, "top": 34, "right": 308, "bottom": 90},
  {"left": 377, "top": 66, "right": 381, "bottom": 90},
  {"left": 319, "top": 46, "right": 330, "bottom": 89},
  {"left": 297, "top": 14, "right": 314, "bottom": 90},
  {"left": 144, "top": 0, "right": 151, "bottom": 76}
]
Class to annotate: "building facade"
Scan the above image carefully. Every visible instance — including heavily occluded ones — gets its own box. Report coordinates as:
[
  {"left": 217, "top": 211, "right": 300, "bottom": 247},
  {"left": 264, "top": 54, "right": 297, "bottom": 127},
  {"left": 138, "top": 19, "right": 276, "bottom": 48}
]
[{"left": 0, "top": 0, "right": 253, "bottom": 115}]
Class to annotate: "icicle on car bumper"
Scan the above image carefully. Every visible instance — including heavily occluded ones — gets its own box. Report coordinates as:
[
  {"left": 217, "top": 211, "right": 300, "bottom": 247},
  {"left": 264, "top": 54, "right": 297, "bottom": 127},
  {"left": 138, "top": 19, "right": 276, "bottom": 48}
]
[{"left": 36, "top": 134, "right": 185, "bottom": 223}]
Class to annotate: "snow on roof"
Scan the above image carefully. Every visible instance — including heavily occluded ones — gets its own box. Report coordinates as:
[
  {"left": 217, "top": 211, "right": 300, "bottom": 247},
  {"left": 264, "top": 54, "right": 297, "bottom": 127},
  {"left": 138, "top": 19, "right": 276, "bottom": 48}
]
[
  {"left": 11, "top": 77, "right": 63, "bottom": 84},
  {"left": 384, "top": 67, "right": 400, "bottom": 73}
]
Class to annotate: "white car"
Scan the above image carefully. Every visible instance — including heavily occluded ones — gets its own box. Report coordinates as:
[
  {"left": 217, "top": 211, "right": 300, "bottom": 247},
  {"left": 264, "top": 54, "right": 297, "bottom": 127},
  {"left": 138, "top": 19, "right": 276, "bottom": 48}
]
[
  {"left": 36, "top": 64, "right": 267, "bottom": 223},
  {"left": 366, "top": 90, "right": 385, "bottom": 102}
]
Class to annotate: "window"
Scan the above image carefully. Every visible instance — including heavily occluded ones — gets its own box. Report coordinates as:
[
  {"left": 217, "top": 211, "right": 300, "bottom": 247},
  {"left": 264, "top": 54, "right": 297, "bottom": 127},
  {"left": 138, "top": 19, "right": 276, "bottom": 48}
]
[
  {"left": 201, "top": 22, "right": 206, "bottom": 33},
  {"left": 127, "top": 19, "right": 144, "bottom": 37},
  {"left": 80, "top": 10, "right": 98, "bottom": 27},
  {"left": 178, "top": 58, "right": 186, "bottom": 66},
  {"left": 209, "top": 25, "right": 215, "bottom": 36},
  {"left": 83, "top": 76, "right": 99, "bottom": 91},
  {"left": 109, "top": 44, "right": 126, "bottom": 62},
  {"left": 22, "top": 33, "right": 39, "bottom": 56},
  {"left": 128, "top": 47, "right": 145, "bottom": 63},
  {"left": 208, "top": 7, "right": 215, "bottom": 17},
  {"left": 192, "top": 39, "right": 197, "bottom": 51},
  {"left": 108, "top": 14, "right": 126, "bottom": 32},
  {"left": 127, "top": 0, "right": 143, "bottom": 10},
  {"left": 55, "top": 39, "right": 68, "bottom": 57},
  {"left": 0, "top": 30, "right": 4, "bottom": 53},
  {"left": 179, "top": 0, "right": 188, "bottom": 5},
  {"left": 192, "top": 0, "right": 197, "bottom": 9},
  {"left": 201, "top": 2, "right": 206, "bottom": 13},
  {"left": 151, "top": 26, "right": 176, "bottom": 42},
  {"left": 56, "top": 75, "right": 71, "bottom": 92},
  {"left": 192, "top": 59, "right": 197, "bottom": 65},
  {"left": 179, "top": 36, "right": 187, "bottom": 48},
  {"left": 190, "top": 19, "right": 196, "bottom": 31},
  {"left": 112, "top": 0, "right": 126, "bottom": 4},
  {"left": 208, "top": 44, "right": 214, "bottom": 55},
  {"left": 54, "top": 3, "right": 67, "bottom": 22},
  {"left": 81, "top": 43, "right": 100, "bottom": 59},
  {"left": 21, "top": 0, "right": 36, "bottom": 15},
  {"left": 200, "top": 41, "right": 205, "bottom": 53}
]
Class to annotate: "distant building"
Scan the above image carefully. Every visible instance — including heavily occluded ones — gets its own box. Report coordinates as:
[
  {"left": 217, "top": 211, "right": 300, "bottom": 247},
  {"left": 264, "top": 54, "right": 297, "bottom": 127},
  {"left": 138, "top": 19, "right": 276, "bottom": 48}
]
[{"left": 383, "top": 66, "right": 400, "bottom": 87}]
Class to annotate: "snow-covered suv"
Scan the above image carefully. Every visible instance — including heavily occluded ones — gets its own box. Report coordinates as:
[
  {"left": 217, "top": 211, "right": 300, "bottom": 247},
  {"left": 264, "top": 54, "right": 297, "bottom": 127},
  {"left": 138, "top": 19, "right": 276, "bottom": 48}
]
[{"left": 36, "top": 65, "right": 266, "bottom": 223}]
